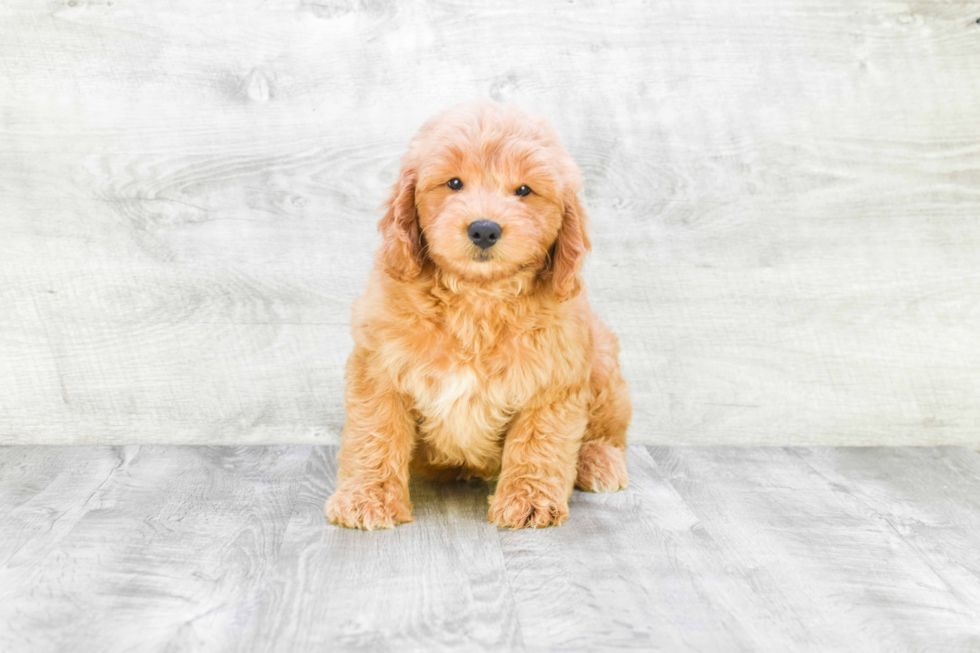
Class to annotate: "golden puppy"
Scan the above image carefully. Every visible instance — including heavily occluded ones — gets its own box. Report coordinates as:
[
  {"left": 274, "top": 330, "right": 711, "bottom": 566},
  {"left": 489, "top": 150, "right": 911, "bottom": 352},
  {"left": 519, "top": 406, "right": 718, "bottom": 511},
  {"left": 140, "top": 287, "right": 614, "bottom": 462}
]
[{"left": 325, "top": 101, "right": 631, "bottom": 530}]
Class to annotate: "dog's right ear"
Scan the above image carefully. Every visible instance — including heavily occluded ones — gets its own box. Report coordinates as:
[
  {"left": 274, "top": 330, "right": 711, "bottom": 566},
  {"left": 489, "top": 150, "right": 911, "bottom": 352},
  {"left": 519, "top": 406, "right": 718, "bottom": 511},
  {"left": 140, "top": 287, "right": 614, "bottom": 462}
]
[{"left": 378, "top": 163, "right": 422, "bottom": 281}]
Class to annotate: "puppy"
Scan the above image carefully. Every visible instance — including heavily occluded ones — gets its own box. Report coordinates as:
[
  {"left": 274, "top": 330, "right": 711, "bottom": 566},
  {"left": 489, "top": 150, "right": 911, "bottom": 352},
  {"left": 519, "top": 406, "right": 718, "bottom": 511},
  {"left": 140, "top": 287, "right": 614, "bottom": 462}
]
[{"left": 325, "top": 101, "right": 631, "bottom": 530}]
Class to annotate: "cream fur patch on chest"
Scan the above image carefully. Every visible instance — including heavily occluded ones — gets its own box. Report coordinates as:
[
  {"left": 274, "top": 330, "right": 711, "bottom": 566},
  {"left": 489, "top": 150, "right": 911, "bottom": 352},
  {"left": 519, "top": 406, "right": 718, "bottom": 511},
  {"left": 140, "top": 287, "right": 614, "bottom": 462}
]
[
  {"left": 411, "top": 367, "right": 511, "bottom": 468},
  {"left": 428, "top": 369, "right": 479, "bottom": 412}
]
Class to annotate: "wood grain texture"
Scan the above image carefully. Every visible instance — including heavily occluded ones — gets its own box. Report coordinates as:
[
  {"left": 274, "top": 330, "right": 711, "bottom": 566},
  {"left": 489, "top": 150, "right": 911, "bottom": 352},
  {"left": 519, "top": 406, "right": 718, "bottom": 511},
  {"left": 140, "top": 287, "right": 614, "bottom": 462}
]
[
  {"left": 646, "top": 446, "right": 980, "bottom": 652},
  {"left": 1, "top": 0, "right": 979, "bottom": 445},
  {"left": 239, "top": 447, "right": 523, "bottom": 652},
  {"left": 3, "top": 445, "right": 980, "bottom": 652},
  {"left": 0, "top": 445, "right": 313, "bottom": 652}
]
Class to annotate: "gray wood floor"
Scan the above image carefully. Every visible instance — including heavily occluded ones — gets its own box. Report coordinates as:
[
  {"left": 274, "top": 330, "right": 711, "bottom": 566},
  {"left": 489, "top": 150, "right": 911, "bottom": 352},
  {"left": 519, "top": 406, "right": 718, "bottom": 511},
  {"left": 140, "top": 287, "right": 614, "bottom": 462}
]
[{"left": 2, "top": 446, "right": 979, "bottom": 652}]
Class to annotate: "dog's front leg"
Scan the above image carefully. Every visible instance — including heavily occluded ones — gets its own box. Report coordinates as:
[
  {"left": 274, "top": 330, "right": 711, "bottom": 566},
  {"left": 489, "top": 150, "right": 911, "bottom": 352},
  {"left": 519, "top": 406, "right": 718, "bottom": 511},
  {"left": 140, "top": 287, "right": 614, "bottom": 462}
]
[
  {"left": 325, "top": 351, "right": 415, "bottom": 530},
  {"left": 488, "top": 389, "right": 588, "bottom": 529}
]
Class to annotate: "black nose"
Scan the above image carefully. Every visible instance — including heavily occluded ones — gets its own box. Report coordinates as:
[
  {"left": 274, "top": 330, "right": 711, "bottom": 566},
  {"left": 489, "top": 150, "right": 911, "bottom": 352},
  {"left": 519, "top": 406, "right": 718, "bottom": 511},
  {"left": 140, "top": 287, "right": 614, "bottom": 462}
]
[{"left": 467, "top": 220, "right": 502, "bottom": 250}]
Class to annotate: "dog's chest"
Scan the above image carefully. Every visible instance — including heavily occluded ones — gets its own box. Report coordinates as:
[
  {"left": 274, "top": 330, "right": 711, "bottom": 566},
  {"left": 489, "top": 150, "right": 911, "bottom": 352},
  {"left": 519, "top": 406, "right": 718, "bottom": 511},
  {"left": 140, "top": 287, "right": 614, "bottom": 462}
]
[
  {"left": 425, "top": 368, "right": 480, "bottom": 412},
  {"left": 408, "top": 360, "right": 517, "bottom": 466},
  {"left": 413, "top": 367, "right": 480, "bottom": 410},
  {"left": 392, "top": 305, "right": 572, "bottom": 467}
]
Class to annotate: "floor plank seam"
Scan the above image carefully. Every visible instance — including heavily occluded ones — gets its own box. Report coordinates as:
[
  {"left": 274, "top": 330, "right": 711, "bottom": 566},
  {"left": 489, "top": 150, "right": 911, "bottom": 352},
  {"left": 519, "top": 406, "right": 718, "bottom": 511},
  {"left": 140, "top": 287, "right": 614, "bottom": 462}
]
[{"left": 784, "top": 447, "right": 976, "bottom": 612}]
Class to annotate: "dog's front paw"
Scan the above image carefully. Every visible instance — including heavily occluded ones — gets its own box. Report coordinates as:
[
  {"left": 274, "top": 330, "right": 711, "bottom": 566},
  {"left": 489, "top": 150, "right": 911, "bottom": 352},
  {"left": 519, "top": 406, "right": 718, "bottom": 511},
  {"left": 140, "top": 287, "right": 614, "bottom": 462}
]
[
  {"left": 575, "top": 440, "right": 629, "bottom": 493},
  {"left": 325, "top": 479, "right": 412, "bottom": 531},
  {"left": 488, "top": 479, "right": 569, "bottom": 529}
]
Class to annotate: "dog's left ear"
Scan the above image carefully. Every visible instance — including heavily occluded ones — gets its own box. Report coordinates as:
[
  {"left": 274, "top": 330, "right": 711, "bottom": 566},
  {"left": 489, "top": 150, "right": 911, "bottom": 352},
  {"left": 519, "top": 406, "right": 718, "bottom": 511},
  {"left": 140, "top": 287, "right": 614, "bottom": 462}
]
[
  {"left": 551, "top": 188, "right": 591, "bottom": 301},
  {"left": 377, "top": 163, "right": 423, "bottom": 281}
]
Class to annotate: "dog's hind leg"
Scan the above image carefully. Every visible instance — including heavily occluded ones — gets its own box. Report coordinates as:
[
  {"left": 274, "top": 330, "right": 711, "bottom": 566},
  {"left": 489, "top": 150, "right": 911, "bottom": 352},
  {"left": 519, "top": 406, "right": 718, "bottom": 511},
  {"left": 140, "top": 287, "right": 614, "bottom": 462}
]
[{"left": 576, "top": 316, "right": 631, "bottom": 493}]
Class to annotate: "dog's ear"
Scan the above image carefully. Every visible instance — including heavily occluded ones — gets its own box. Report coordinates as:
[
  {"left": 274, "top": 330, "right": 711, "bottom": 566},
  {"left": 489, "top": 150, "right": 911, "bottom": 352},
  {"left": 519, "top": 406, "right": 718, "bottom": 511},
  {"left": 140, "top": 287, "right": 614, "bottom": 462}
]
[
  {"left": 551, "top": 188, "right": 591, "bottom": 301},
  {"left": 378, "top": 163, "right": 423, "bottom": 281}
]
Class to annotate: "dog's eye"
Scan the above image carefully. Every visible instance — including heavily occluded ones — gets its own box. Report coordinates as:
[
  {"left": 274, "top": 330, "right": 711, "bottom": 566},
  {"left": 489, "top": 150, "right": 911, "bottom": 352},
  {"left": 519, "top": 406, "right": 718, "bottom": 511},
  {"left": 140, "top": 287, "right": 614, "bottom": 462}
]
[
  {"left": 447, "top": 178, "right": 463, "bottom": 191},
  {"left": 515, "top": 185, "right": 532, "bottom": 197}
]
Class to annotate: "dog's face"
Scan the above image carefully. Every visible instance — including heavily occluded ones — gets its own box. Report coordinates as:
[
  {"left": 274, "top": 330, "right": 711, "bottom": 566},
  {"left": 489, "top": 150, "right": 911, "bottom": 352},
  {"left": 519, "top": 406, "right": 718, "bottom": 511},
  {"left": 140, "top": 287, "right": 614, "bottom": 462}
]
[{"left": 378, "top": 102, "right": 590, "bottom": 299}]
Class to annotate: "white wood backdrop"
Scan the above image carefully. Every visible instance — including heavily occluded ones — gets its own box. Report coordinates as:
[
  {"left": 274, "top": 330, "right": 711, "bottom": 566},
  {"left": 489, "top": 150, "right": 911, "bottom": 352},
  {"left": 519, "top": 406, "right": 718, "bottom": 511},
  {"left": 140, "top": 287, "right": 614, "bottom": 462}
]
[{"left": 1, "top": 0, "right": 979, "bottom": 446}]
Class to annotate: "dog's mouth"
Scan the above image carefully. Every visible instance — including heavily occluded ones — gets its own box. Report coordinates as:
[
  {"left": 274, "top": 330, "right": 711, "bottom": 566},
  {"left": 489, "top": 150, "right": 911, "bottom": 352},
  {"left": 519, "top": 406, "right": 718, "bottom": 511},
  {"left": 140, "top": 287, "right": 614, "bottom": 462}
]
[{"left": 472, "top": 251, "right": 494, "bottom": 262}]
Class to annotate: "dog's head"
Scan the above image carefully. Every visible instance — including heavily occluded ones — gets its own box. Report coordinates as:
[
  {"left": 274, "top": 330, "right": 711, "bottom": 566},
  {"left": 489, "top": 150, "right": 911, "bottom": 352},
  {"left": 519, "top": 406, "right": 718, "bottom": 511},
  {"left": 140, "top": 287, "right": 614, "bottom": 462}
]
[{"left": 378, "top": 101, "right": 590, "bottom": 300}]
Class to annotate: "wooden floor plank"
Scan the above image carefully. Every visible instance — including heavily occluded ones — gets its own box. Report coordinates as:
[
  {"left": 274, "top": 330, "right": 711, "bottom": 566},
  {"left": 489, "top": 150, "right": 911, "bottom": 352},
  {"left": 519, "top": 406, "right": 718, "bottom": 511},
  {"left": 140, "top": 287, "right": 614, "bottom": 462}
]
[
  {"left": 496, "top": 448, "right": 756, "bottom": 652},
  {"left": 240, "top": 446, "right": 523, "bottom": 653},
  {"left": 0, "top": 446, "right": 311, "bottom": 653},
  {"left": 646, "top": 446, "right": 980, "bottom": 652},
  {"left": 2, "top": 446, "right": 980, "bottom": 652},
  {"left": 0, "top": 446, "right": 132, "bottom": 564},
  {"left": 791, "top": 447, "right": 980, "bottom": 625}
]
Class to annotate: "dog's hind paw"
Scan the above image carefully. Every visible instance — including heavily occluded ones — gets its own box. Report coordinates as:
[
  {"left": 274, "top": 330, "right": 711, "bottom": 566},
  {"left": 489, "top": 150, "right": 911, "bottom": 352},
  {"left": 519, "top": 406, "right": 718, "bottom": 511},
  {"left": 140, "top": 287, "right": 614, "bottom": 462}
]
[{"left": 575, "top": 440, "right": 628, "bottom": 493}]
